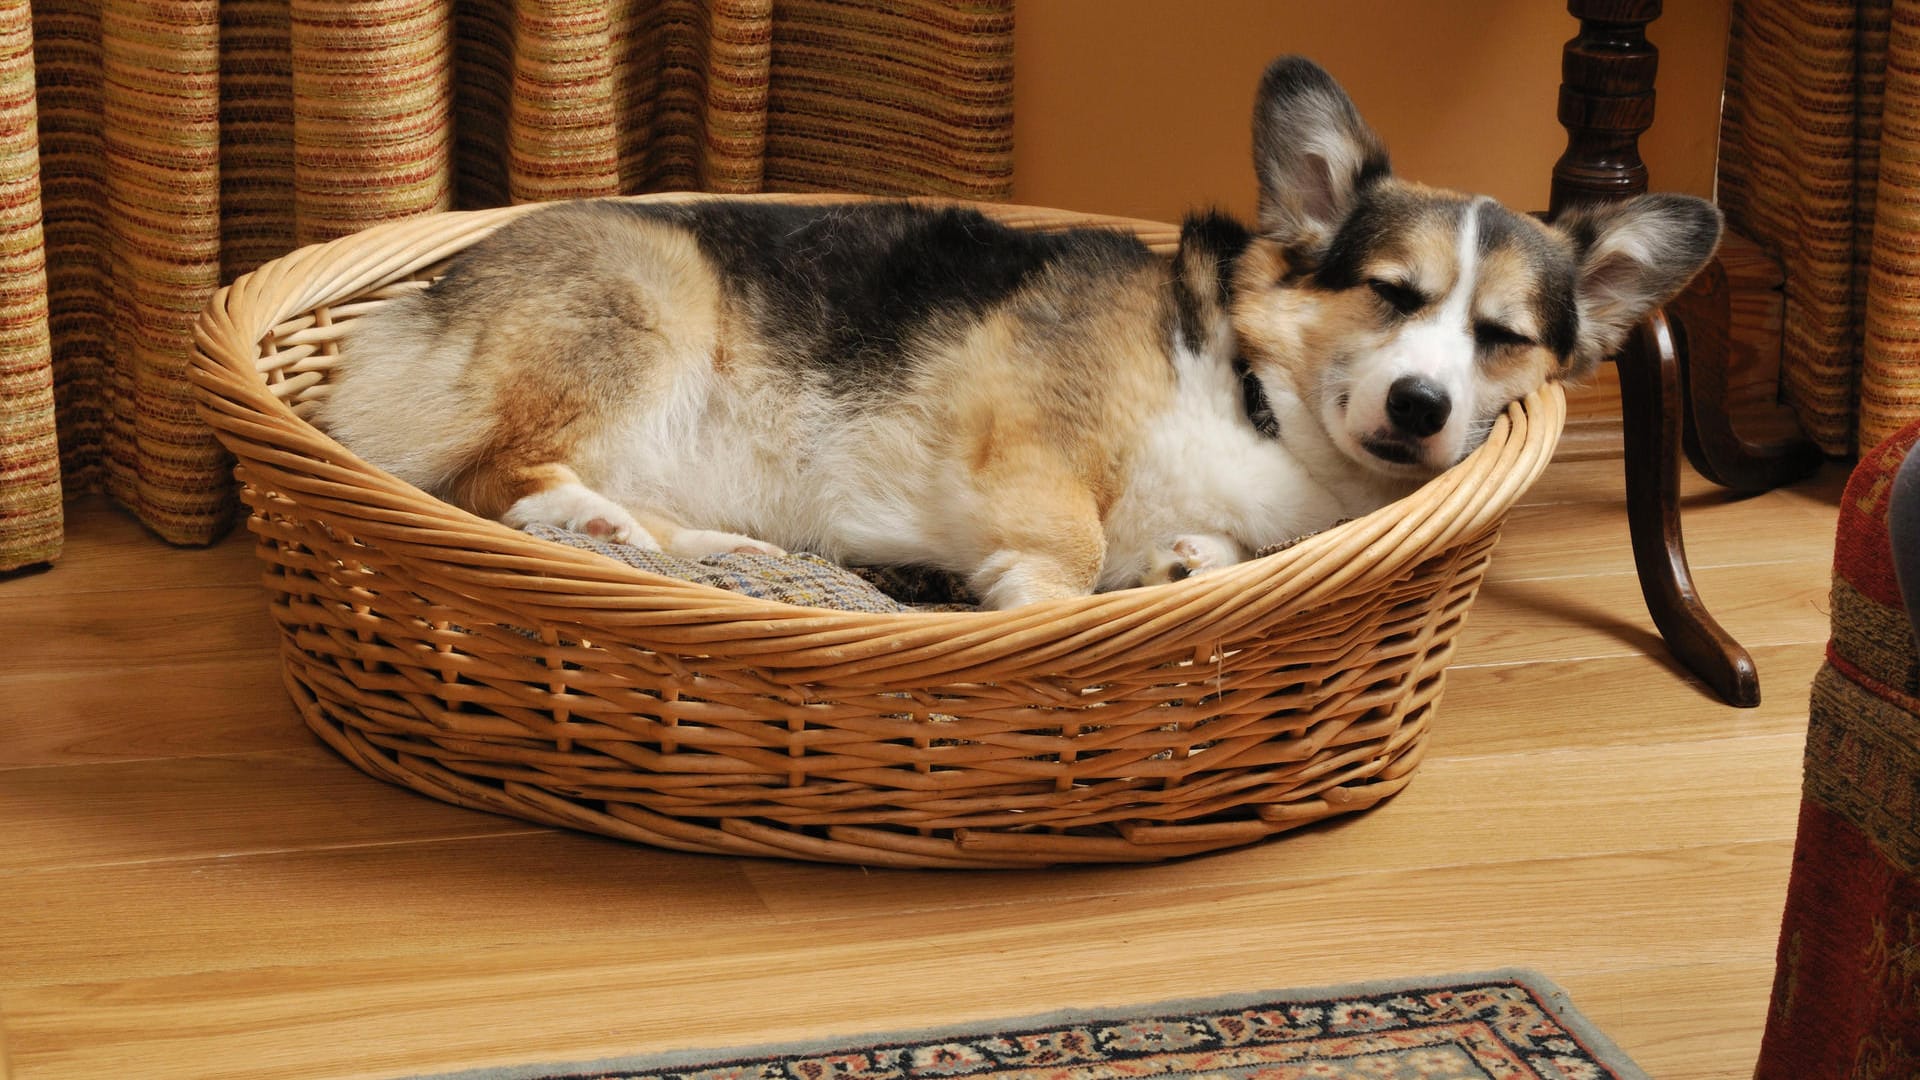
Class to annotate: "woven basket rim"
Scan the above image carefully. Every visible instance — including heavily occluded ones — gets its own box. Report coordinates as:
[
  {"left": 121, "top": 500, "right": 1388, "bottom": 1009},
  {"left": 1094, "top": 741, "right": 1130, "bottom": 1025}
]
[{"left": 190, "top": 192, "right": 1565, "bottom": 663}]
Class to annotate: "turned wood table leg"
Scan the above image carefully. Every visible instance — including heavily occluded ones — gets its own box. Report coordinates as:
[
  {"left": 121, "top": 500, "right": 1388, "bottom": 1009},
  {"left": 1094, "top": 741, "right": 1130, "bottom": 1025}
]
[
  {"left": 1621, "top": 312, "right": 1761, "bottom": 706},
  {"left": 1552, "top": 0, "right": 1763, "bottom": 705}
]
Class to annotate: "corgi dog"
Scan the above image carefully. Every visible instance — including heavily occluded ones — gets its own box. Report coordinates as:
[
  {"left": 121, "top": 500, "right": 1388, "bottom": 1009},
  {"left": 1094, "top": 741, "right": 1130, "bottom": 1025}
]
[{"left": 313, "top": 56, "right": 1721, "bottom": 609}]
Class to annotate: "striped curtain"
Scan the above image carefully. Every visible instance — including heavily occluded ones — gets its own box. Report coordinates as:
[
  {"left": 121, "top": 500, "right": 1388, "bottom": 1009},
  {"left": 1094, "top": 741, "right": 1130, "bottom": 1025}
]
[
  {"left": 1718, "top": 0, "right": 1919, "bottom": 456},
  {"left": 0, "top": 0, "right": 1013, "bottom": 572}
]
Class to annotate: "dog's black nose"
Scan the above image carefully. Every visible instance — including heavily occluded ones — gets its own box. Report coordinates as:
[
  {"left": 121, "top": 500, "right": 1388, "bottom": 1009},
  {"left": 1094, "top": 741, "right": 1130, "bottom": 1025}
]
[{"left": 1385, "top": 376, "right": 1451, "bottom": 439}]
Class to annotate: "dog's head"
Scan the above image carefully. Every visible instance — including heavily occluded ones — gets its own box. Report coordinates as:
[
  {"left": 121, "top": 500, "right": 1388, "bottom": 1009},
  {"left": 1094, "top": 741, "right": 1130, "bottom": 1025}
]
[{"left": 1228, "top": 56, "right": 1722, "bottom": 477}]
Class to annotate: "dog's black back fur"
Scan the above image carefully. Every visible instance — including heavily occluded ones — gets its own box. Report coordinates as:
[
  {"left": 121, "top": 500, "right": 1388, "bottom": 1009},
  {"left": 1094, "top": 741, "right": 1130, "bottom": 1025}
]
[{"left": 623, "top": 201, "right": 1159, "bottom": 394}]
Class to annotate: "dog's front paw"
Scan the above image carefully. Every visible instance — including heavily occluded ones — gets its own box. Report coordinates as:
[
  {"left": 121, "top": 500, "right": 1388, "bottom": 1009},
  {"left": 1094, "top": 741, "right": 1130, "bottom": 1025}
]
[
  {"left": 1143, "top": 533, "right": 1247, "bottom": 585},
  {"left": 502, "top": 483, "right": 660, "bottom": 550},
  {"left": 668, "top": 529, "right": 788, "bottom": 558}
]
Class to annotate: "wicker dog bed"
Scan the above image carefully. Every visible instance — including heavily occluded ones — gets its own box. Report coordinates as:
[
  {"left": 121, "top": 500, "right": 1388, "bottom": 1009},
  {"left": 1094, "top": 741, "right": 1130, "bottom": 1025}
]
[{"left": 191, "top": 193, "right": 1566, "bottom": 869}]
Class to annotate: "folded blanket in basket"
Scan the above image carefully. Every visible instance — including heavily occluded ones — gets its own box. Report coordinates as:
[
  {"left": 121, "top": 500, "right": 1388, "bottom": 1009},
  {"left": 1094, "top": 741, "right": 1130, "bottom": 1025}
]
[
  {"left": 526, "top": 524, "right": 975, "bottom": 612},
  {"left": 529, "top": 524, "right": 1343, "bottom": 613}
]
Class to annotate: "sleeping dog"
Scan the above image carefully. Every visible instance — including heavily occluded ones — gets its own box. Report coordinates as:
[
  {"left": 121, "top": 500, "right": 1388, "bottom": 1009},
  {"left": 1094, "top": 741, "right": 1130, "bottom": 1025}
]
[{"left": 314, "top": 56, "right": 1721, "bottom": 609}]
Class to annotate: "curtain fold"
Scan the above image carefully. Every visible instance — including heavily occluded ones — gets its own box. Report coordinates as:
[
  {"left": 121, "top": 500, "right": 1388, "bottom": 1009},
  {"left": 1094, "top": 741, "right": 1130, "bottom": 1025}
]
[
  {"left": 289, "top": 0, "right": 455, "bottom": 242},
  {"left": 0, "top": 0, "right": 1013, "bottom": 571},
  {"left": 0, "top": 0, "right": 56, "bottom": 568},
  {"left": 1719, "top": 0, "right": 1920, "bottom": 455},
  {"left": 99, "top": 3, "right": 226, "bottom": 543}
]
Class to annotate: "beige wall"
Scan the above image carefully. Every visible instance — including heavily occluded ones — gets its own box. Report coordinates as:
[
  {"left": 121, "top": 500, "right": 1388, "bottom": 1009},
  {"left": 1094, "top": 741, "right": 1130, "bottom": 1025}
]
[{"left": 1011, "top": 1, "right": 1731, "bottom": 224}]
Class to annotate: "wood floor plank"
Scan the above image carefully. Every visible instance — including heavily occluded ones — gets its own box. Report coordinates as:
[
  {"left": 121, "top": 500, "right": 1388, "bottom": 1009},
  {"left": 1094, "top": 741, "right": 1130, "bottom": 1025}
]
[
  {"left": 1455, "top": 559, "right": 1831, "bottom": 669},
  {"left": 1518, "top": 456, "right": 1717, "bottom": 507},
  {"left": 0, "top": 748, "right": 542, "bottom": 873},
  {"left": 1568, "top": 961, "right": 1779, "bottom": 1080},
  {"left": 0, "top": 659, "right": 308, "bottom": 769},
  {"left": 1514, "top": 456, "right": 1845, "bottom": 510},
  {"left": 731, "top": 733, "right": 1802, "bottom": 925},
  {"left": 1487, "top": 486, "right": 1836, "bottom": 583},
  {"left": 0, "top": 497, "right": 255, "bottom": 599},
  {"left": 2, "top": 584, "right": 278, "bottom": 674},
  {"left": 0, "top": 734, "right": 1802, "bottom": 990},
  {"left": 1431, "top": 642, "right": 1822, "bottom": 757},
  {"left": 0, "top": 842, "right": 1792, "bottom": 1080},
  {"left": 0, "top": 832, "right": 771, "bottom": 988}
]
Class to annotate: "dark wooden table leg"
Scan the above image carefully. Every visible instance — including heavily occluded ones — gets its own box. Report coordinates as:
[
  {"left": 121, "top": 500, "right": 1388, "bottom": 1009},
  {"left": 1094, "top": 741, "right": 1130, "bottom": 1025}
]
[
  {"left": 1553, "top": 0, "right": 1764, "bottom": 705},
  {"left": 1669, "top": 262, "right": 1824, "bottom": 493},
  {"left": 1620, "top": 311, "right": 1761, "bottom": 705}
]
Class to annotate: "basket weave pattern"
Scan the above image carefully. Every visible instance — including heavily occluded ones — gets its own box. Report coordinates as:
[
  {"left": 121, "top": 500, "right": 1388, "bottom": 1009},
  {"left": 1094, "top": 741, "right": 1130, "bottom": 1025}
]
[{"left": 191, "top": 194, "right": 1565, "bottom": 868}]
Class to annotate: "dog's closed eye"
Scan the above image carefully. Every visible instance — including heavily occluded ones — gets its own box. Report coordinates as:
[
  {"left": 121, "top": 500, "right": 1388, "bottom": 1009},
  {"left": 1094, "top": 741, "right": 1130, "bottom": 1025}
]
[
  {"left": 1473, "top": 322, "right": 1533, "bottom": 351},
  {"left": 1367, "top": 278, "right": 1425, "bottom": 316}
]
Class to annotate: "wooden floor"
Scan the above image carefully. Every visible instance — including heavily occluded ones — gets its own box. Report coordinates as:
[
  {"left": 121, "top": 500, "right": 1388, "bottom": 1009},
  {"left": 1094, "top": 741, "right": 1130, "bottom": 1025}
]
[{"left": 1, "top": 391, "right": 1843, "bottom": 1079}]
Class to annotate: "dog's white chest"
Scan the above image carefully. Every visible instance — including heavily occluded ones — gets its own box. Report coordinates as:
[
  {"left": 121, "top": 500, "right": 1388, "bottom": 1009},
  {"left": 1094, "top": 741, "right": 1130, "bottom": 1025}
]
[{"left": 1099, "top": 348, "right": 1348, "bottom": 590}]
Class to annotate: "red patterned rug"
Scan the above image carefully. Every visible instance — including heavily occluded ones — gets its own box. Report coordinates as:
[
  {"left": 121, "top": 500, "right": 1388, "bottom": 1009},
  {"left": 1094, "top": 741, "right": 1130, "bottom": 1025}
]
[{"left": 416, "top": 970, "right": 1647, "bottom": 1080}]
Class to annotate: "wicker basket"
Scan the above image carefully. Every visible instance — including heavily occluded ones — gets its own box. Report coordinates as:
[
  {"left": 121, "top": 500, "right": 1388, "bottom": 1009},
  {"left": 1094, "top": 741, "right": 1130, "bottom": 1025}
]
[{"left": 191, "top": 193, "right": 1566, "bottom": 869}]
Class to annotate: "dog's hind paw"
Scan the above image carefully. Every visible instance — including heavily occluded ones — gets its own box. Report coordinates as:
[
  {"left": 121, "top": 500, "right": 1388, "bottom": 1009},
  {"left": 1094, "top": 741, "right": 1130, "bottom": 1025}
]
[{"left": 502, "top": 483, "right": 660, "bottom": 550}]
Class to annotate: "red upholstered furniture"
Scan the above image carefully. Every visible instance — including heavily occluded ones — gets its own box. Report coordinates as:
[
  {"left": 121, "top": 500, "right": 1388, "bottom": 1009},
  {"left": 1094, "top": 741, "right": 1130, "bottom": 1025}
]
[{"left": 1754, "top": 419, "right": 1920, "bottom": 1078}]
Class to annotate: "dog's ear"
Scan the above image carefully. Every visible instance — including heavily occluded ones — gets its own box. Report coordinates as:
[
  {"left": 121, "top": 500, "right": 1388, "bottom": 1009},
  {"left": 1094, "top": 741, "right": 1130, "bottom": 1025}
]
[
  {"left": 1555, "top": 193, "right": 1723, "bottom": 372},
  {"left": 1252, "top": 56, "right": 1390, "bottom": 252}
]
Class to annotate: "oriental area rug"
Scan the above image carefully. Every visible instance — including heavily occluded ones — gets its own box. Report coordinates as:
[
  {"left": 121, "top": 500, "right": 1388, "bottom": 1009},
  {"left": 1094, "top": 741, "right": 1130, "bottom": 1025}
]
[{"left": 417, "top": 970, "right": 1649, "bottom": 1080}]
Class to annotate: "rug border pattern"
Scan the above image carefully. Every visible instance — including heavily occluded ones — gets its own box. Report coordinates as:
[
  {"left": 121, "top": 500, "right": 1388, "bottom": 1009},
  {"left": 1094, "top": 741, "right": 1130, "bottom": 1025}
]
[{"left": 413, "top": 969, "right": 1648, "bottom": 1080}]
